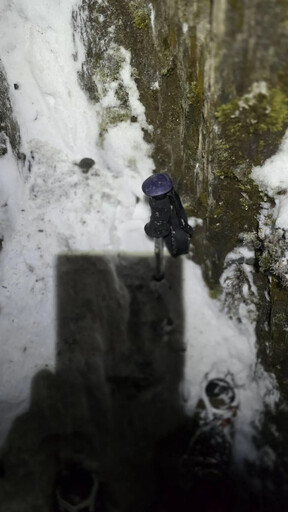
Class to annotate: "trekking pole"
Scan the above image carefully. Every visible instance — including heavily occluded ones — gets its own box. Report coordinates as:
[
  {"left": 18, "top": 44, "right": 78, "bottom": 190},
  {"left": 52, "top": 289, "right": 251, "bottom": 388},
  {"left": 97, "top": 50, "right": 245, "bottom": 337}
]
[
  {"left": 154, "top": 237, "right": 164, "bottom": 281},
  {"left": 142, "top": 173, "right": 193, "bottom": 263}
]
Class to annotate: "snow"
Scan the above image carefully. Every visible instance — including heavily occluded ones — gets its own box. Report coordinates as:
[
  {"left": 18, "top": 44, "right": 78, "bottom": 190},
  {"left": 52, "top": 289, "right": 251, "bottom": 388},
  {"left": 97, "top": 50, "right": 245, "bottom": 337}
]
[
  {"left": 149, "top": 3, "right": 155, "bottom": 37},
  {"left": 182, "top": 22, "right": 189, "bottom": 34},
  {"left": 188, "top": 216, "right": 203, "bottom": 228},
  {"left": 151, "top": 81, "right": 160, "bottom": 91},
  {"left": 101, "top": 121, "right": 153, "bottom": 178},
  {"left": 119, "top": 49, "right": 152, "bottom": 132},
  {"left": 252, "top": 130, "right": 288, "bottom": 229},
  {"left": 0, "top": 0, "right": 278, "bottom": 468},
  {"left": 0, "top": 0, "right": 99, "bottom": 159}
]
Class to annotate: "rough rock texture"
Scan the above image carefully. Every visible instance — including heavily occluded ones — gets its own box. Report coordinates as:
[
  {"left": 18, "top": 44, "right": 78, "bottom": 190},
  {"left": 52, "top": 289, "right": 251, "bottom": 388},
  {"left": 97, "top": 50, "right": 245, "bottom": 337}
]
[{"left": 0, "top": 59, "right": 21, "bottom": 157}]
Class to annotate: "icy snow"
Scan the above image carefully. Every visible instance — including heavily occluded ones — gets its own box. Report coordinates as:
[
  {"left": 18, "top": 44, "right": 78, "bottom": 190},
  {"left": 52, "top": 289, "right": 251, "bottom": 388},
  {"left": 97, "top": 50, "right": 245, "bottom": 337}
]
[{"left": 0, "top": 0, "right": 277, "bottom": 465}]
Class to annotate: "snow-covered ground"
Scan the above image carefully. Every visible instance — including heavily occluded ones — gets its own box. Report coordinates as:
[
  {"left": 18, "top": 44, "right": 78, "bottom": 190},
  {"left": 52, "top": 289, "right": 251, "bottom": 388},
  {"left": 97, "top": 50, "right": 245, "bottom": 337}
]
[{"left": 0, "top": 0, "right": 278, "bottom": 467}]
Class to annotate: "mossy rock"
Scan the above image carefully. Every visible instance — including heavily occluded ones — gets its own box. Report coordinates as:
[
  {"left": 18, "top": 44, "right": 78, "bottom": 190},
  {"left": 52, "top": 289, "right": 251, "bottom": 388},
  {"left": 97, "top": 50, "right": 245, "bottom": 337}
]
[
  {"left": 215, "top": 85, "right": 288, "bottom": 172},
  {"left": 100, "top": 107, "right": 131, "bottom": 135},
  {"left": 128, "top": 2, "right": 150, "bottom": 30}
]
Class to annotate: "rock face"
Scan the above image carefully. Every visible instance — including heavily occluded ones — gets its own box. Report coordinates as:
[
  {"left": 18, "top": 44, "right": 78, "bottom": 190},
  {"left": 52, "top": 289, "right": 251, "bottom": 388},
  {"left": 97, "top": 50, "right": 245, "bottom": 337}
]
[{"left": 0, "top": 59, "right": 21, "bottom": 157}]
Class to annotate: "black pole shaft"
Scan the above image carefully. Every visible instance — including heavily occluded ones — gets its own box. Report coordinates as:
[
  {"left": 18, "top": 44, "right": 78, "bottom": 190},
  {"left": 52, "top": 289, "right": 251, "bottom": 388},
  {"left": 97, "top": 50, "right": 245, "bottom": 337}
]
[{"left": 154, "top": 237, "right": 164, "bottom": 281}]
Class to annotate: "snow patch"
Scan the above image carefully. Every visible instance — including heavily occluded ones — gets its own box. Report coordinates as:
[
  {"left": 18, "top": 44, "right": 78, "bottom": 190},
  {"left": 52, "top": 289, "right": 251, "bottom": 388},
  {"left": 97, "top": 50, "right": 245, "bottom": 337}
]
[
  {"left": 0, "top": 0, "right": 99, "bottom": 158},
  {"left": 182, "top": 22, "right": 189, "bottom": 34},
  {"left": 252, "top": 131, "right": 288, "bottom": 198},
  {"left": 188, "top": 216, "right": 203, "bottom": 228},
  {"left": 101, "top": 121, "right": 153, "bottom": 178},
  {"left": 149, "top": 3, "right": 155, "bottom": 36},
  {"left": 119, "top": 47, "right": 152, "bottom": 132}
]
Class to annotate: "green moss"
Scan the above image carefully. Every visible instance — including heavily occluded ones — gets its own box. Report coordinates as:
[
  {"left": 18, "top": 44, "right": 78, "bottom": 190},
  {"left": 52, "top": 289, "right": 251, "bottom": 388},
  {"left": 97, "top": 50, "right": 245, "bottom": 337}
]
[
  {"left": 185, "top": 36, "right": 204, "bottom": 156},
  {"left": 212, "top": 202, "right": 226, "bottom": 219},
  {"left": 169, "top": 29, "right": 177, "bottom": 48},
  {"left": 187, "top": 81, "right": 203, "bottom": 108},
  {"left": 115, "top": 82, "right": 129, "bottom": 106},
  {"left": 160, "top": 64, "right": 174, "bottom": 77},
  {"left": 199, "top": 191, "right": 209, "bottom": 208},
  {"left": 215, "top": 85, "right": 288, "bottom": 172},
  {"left": 278, "top": 65, "right": 288, "bottom": 97},
  {"left": 240, "top": 194, "right": 250, "bottom": 211},
  {"left": 100, "top": 107, "right": 131, "bottom": 134},
  {"left": 214, "top": 169, "right": 225, "bottom": 179},
  {"left": 228, "top": 0, "right": 243, "bottom": 9},
  {"left": 134, "top": 12, "right": 150, "bottom": 30},
  {"left": 129, "top": 3, "right": 150, "bottom": 30},
  {"left": 188, "top": 37, "right": 204, "bottom": 107},
  {"left": 209, "top": 285, "right": 222, "bottom": 299},
  {"left": 275, "top": 0, "right": 288, "bottom": 19},
  {"left": 268, "top": 88, "right": 288, "bottom": 130},
  {"left": 227, "top": 0, "right": 245, "bottom": 32},
  {"left": 259, "top": 252, "right": 273, "bottom": 272}
]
